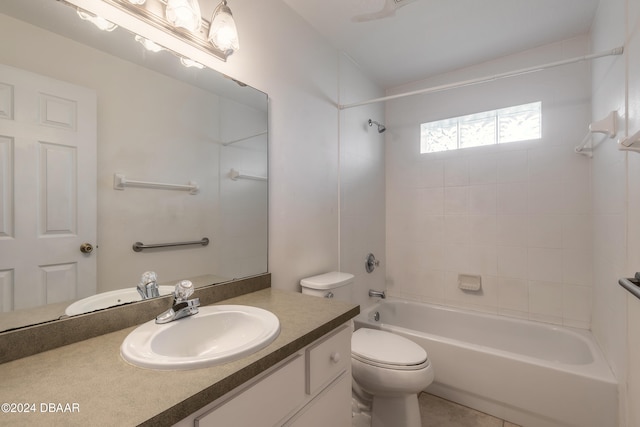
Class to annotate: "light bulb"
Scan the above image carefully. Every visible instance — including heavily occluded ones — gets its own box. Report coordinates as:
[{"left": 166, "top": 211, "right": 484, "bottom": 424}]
[
  {"left": 77, "top": 10, "right": 118, "bottom": 32},
  {"left": 135, "top": 35, "right": 164, "bottom": 53},
  {"left": 208, "top": 1, "right": 239, "bottom": 55},
  {"left": 165, "top": 0, "right": 202, "bottom": 32},
  {"left": 180, "top": 58, "right": 205, "bottom": 69}
]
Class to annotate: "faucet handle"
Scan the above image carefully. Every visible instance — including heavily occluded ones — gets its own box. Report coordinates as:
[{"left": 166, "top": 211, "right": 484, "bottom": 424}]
[
  {"left": 140, "top": 271, "right": 157, "bottom": 285},
  {"left": 137, "top": 271, "right": 159, "bottom": 299},
  {"left": 174, "top": 280, "right": 194, "bottom": 302}
]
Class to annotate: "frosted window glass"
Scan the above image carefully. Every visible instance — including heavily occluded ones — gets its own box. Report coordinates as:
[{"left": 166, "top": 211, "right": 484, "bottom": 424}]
[
  {"left": 421, "top": 122, "right": 457, "bottom": 153},
  {"left": 459, "top": 117, "right": 496, "bottom": 148},
  {"left": 420, "top": 102, "right": 541, "bottom": 153},
  {"left": 498, "top": 104, "right": 541, "bottom": 143}
]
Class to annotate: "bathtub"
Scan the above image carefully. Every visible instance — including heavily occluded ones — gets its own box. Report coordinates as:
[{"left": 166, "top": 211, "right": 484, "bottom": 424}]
[{"left": 354, "top": 299, "right": 617, "bottom": 427}]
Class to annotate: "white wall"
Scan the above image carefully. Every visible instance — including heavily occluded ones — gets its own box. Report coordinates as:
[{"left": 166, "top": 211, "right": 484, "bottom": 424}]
[
  {"left": 9, "top": 0, "right": 356, "bottom": 295},
  {"left": 339, "top": 54, "right": 385, "bottom": 309},
  {"left": 384, "top": 36, "right": 593, "bottom": 327},
  {"left": 212, "top": 0, "right": 385, "bottom": 293},
  {"left": 214, "top": 0, "right": 343, "bottom": 290},
  {"left": 591, "top": 0, "right": 640, "bottom": 424}
]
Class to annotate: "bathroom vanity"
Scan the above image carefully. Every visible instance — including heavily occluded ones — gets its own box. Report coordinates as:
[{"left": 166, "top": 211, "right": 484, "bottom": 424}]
[
  {"left": 0, "top": 283, "right": 358, "bottom": 426},
  {"left": 174, "top": 324, "right": 352, "bottom": 427}
]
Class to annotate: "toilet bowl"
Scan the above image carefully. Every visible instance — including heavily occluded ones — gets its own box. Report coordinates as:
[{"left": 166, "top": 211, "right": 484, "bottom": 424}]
[
  {"left": 299, "top": 272, "right": 435, "bottom": 427},
  {"left": 351, "top": 328, "right": 434, "bottom": 427}
]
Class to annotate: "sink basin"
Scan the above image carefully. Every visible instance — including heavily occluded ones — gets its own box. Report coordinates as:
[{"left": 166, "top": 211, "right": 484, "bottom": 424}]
[
  {"left": 120, "top": 305, "right": 280, "bottom": 370},
  {"left": 65, "top": 286, "right": 175, "bottom": 316}
]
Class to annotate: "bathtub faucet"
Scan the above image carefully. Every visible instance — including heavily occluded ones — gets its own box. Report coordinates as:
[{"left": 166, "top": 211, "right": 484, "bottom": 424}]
[{"left": 369, "top": 289, "right": 386, "bottom": 299}]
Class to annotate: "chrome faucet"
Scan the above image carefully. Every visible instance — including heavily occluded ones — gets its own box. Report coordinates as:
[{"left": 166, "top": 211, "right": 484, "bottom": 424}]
[
  {"left": 156, "top": 280, "right": 200, "bottom": 324},
  {"left": 369, "top": 289, "right": 386, "bottom": 299},
  {"left": 137, "top": 271, "right": 160, "bottom": 299}
]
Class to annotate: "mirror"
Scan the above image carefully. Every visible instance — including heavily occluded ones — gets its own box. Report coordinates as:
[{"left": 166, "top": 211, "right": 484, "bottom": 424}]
[{"left": 0, "top": 0, "right": 268, "bottom": 331}]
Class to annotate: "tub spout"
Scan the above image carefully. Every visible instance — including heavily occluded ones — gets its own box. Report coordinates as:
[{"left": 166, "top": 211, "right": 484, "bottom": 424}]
[{"left": 369, "top": 289, "right": 386, "bottom": 299}]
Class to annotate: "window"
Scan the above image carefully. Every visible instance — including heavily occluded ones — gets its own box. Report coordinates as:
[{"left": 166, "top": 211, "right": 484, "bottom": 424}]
[{"left": 420, "top": 102, "right": 541, "bottom": 153}]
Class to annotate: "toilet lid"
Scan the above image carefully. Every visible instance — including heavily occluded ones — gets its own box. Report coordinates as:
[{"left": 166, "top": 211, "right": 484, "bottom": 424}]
[{"left": 352, "top": 328, "right": 427, "bottom": 367}]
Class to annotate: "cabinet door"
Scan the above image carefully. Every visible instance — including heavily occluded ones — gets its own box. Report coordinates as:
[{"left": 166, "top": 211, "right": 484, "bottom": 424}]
[
  {"left": 306, "top": 325, "right": 351, "bottom": 395},
  {"left": 287, "top": 373, "right": 352, "bottom": 427},
  {"left": 196, "top": 354, "right": 305, "bottom": 427}
]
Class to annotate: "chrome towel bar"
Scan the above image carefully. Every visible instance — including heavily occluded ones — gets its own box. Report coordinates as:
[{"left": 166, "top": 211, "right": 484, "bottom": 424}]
[{"left": 132, "top": 237, "right": 209, "bottom": 252}]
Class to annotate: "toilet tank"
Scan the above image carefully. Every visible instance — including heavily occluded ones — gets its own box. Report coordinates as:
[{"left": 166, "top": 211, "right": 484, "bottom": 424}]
[{"left": 300, "top": 272, "right": 354, "bottom": 301}]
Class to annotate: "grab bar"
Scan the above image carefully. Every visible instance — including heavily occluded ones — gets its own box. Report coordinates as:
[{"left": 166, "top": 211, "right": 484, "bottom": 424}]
[
  {"left": 229, "top": 168, "right": 267, "bottom": 181},
  {"left": 619, "top": 273, "right": 640, "bottom": 300},
  {"left": 222, "top": 131, "right": 267, "bottom": 146},
  {"left": 114, "top": 173, "right": 199, "bottom": 194},
  {"left": 132, "top": 237, "right": 209, "bottom": 252}
]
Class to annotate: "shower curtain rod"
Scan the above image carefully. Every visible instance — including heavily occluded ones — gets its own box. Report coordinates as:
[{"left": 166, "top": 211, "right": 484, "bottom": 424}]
[{"left": 338, "top": 46, "right": 624, "bottom": 110}]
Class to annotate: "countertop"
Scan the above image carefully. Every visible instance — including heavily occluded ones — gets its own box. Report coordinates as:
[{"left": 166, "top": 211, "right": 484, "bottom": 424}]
[{"left": 0, "top": 289, "right": 359, "bottom": 427}]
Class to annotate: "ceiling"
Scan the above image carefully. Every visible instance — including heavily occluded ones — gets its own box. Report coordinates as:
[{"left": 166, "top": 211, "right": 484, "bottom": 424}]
[{"left": 282, "top": 0, "right": 600, "bottom": 89}]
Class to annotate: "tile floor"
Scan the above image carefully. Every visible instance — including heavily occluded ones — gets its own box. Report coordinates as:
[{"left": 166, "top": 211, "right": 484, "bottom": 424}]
[
  {"left": 352, "top": 392, "right": 522, "bottom": 427},
  {"left": 419, "top": 393, "right": 521, "bottom": 427}
]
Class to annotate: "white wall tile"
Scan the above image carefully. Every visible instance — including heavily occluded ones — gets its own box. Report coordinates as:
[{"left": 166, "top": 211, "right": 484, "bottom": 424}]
[
  {"left": 529, "top": 280, "right": 564, "bottom": 323},
  {"left": 562, "top": 283, "right": 592, "bottom": 325},
  {"left": 497, "top": 150, "right": 528, "bottom": 183},
  {"left": 528, "top": 247, "right": 563, "bottom": 282},
  {"left": 444, "top": 186, "right": 468, "bottom": 214},
  {"left": 444, "top": 215, "right": 469, "bottom": 245},
  {"left": 386, "top": 35, "right": 594, "bottom": 329},
  {"left": 420, "top": 159, "right": 445, "bottom": 188},
  {"left": 469, "top": 184, "right": 497, "bottom": 214},
  {"left": 498, "top": 277, "right": 529, "bottom": 314},
  {"left": 497, "top": 246, "right": 528, "bottom": 279},
  {"left": 497, "top": 182, "right": 528, "bottom": 214},
  {"left": 469, "top": 154, "right": 497, "bottom": 184},
  {"left": 469, "top": 215, "right": 496, "bottom": 246},
  {"left": 528, "top": 180, "right": 564, "bottom": 214},
  {"left": 562, "top": 247, "right": 592, "bottom": 287},
  {"left": 528, "top": 214, "right": 563, "bottom": 248},
  {"left": 421, "top": 187, "right": 445, "bottom": 215},
  {"left": 496, "top": 215, "right": 528, "bottom": 246},
  {"left": 444, "top": 157, "right": 469, "bottom": 186},
  {"left": 528, "top": 147, "right": 565, "bottom": 182},
  {"left": 562, "top": 214, "right": 592, "bottom": 249}
]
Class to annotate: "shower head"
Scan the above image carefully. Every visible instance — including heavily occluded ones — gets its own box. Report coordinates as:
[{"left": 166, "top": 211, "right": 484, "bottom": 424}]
[{"left": 368, "top": 119, "right": 386, "bottom": 133}]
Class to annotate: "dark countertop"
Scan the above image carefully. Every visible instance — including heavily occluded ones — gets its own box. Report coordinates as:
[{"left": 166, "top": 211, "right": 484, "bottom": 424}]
[{"left": 0, "top": 288, "right": 359, "bottom": 426}]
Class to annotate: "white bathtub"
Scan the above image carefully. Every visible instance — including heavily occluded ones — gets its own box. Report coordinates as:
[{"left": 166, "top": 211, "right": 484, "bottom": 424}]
[{"left": 354, "top": 299, "right": 617, "bottom": 427}]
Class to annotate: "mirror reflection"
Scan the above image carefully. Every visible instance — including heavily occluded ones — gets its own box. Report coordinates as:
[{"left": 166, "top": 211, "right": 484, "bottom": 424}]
[{"left": 0, "top": 0, "right": 268, "bottom": 331}]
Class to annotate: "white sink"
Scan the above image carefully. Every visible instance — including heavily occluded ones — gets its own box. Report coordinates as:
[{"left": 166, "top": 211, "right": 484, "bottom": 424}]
[
  {"left": 120, "top": 305, "right": 280, "bottom": 370},
  {"left": 65, "top": 286, "right": 175, "bottom": 316}
]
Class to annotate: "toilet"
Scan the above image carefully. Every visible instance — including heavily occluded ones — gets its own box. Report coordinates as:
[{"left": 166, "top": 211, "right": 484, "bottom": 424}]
[{"left": 300, "top": 272, "right": 434, "bottom": 427}]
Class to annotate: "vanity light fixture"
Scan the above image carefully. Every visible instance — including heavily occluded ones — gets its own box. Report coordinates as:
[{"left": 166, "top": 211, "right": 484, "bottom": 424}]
[
  {"left": 134, "top": 35, "right": 165, "bottom": 52},
  {"left": 76, "top": 10, "right": 118, "bottom": 32},
  {"left": 208, "top": 0, "right": 239, "bottom": 55},
  {"left": 165, "top": 0, "right": 202, "bottom": 32},
  {"left": 88, "top": 0, "right": 236, "bottom": 61}
]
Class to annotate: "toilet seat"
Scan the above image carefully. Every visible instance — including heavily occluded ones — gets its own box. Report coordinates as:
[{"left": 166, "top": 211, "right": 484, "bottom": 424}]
[{"left": 352, "top": 328, "right": 429, "bottom": 371}]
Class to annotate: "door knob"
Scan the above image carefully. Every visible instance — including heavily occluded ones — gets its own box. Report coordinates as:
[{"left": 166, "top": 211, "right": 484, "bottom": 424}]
[{"left": 80, "top": 243, "right": 94, "bottom": 254}]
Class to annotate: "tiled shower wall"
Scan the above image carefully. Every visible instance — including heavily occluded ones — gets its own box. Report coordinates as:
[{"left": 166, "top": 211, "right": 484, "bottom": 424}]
[{"left": 385, "top": 36, "right": 593, "bottom": 328}]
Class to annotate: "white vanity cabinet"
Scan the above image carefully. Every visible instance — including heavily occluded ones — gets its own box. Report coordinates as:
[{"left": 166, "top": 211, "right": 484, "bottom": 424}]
[{"left": 174, "top": 324, "right": 352, "bottom": 427}]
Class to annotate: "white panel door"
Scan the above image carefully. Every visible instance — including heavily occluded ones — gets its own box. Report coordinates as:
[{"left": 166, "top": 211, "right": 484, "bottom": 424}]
[{"left": 0, "top": 63, "right": 97, "bottom": 312}]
